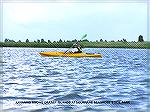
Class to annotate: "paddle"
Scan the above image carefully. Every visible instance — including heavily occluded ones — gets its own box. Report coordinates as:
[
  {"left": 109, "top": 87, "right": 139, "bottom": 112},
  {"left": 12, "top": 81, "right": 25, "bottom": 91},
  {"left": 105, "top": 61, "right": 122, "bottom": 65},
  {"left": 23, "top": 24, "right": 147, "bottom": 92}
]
[{"left": 64, "top": 34, "right": 87, "bottom": 54}]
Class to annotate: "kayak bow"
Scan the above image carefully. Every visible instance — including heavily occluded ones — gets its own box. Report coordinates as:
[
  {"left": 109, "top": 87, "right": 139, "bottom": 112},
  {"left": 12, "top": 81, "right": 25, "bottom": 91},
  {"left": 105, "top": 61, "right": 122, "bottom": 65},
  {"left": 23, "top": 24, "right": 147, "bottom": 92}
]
[{"left": 39, "top": 52, "right": 102, "bottom": 58}]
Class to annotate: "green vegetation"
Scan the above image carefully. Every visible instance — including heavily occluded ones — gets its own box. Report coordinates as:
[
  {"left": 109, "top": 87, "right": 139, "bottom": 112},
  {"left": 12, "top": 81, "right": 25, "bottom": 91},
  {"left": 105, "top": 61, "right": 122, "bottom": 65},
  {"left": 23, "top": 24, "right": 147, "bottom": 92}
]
[
  {"left": 0, "top": 41, "right": 150, "bottom": 49},
  {"left": 81, "top": 41, "right": 150, "bottom": 49},
  {"left": 1, "top": 35, "right": 150, "bottom": 49}
]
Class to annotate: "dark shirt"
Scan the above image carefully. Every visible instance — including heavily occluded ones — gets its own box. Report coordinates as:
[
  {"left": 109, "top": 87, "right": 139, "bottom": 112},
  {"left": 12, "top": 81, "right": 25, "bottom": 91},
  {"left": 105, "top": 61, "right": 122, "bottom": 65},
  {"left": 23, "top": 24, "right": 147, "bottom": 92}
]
[{"left": 73, "top": 43, "right": 82, "bottom": 53}]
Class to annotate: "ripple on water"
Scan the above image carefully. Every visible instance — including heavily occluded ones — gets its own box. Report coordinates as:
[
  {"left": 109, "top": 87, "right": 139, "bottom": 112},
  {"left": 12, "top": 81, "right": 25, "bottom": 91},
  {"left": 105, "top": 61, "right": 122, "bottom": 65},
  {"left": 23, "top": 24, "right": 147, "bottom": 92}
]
[
  {"left": 46, "top": 70, "right": 61, "bottom": 75},
  {"left": 1, "top": 96, "right": 39, "bottom": 100},
  {"left": 45, "top": 89, "right": 62, "bottom": 94},
  {"left": 29, "top": 108, "right": 49, "bottom": 112},
  {"left": 55, "top": 93, "right": 87, "bottom": 100},
  {"left": 82, "top": 88, "right": 95, "bottom": 92},
  {"left": 89, "top": 73, "right": 111, "bottom": 79}
]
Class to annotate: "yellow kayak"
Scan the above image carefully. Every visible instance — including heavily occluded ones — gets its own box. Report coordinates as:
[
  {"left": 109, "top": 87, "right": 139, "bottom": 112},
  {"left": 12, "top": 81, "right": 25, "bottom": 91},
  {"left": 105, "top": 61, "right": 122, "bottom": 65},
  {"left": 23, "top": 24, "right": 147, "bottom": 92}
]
[{"left": 39, "top": 52, "right": 102, "bottom": 58}]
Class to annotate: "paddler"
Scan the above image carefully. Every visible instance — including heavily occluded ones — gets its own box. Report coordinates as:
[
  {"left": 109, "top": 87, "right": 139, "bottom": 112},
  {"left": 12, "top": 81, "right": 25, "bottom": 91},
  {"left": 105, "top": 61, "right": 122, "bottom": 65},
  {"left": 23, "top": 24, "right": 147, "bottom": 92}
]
[{"left": 73, "top": 42, "right": 82, "bottom": 53}]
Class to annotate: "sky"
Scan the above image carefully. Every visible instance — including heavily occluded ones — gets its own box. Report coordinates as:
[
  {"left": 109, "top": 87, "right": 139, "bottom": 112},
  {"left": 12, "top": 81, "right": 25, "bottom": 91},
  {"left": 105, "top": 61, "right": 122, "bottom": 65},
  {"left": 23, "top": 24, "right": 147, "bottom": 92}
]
[{"left": 2, "top": 1, "right": 148, "bottom": 42}]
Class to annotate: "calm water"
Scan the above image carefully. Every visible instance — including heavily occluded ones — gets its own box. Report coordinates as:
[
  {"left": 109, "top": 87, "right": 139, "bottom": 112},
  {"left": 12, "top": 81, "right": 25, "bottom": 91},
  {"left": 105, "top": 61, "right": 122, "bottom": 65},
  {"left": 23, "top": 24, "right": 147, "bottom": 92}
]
[{"left": 1, "top": 47, "right": 149, "bottom": 112}]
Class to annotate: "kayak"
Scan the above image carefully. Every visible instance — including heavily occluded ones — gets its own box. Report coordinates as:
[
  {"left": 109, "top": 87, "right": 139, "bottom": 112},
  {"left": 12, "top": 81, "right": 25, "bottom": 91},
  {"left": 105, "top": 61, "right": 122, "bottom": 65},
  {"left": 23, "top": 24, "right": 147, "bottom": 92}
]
[{"left": 39, "top": 52, "right": 102, "bottom": 58}]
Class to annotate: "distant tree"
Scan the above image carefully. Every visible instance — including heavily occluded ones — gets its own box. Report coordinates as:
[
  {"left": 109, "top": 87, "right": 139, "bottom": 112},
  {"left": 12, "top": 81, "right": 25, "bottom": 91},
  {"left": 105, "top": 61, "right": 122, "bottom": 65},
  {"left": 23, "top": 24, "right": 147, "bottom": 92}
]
[
  {"left": 118, "top": 40, "right": 120, "bottom": 42},
  {"left": 7, "top": 39, "right": 15, "bottom": 42},
  {"left": 138, "top": 35, "right": 144, "bottom": 42},
  {"left": 18, "top": 40, "right": 21, "bottom": 42},
  {"left": 66, "top": 40, "right": 71, "bottom": 42},
  {"left": 131, "top": 41, "right": 136, "bottom": 43},
  {"left": 53, "top": 41, "right": 56, "bottom": 43},
  {"left": 4, "top": 38, "right": 9, "bottom": 42},
  {"left": 41, "top": 38, "right": 45, "bottom": 43},
  {"left": 111, "top": 40, "right": 115, "bottom": 42},
  {"left": 59, "top": 39, "right": 63, "bottom": 43},
  {"left": 72, "top": 39, "right": 77, "bottom": 42},
  {"left": 100, "top": 39, "right": 103, "bottom": 42},
  {"left": 105, "top": 40, "right": 107, "bottom": 42},
  {"left": 12, "top": 40, "right": 15, "bottom": 42},
  {"left": 37, "top": 39, "right": 40, "bottom": 43},
  {"left": 34, "top": 40, "right": 36, "bottom": 43},
  {"left": 64, "top": 40, "right": 66, "bottom": 42},
  {"left": 48, "top": 40, "right": 51, "bottom": 43},
  {"left": 123, "top": 38, "right": 127, "bottom": 42},
  {"left": 96, "top": 40, "right": 98, "bottom": 42},
  {"left": 26, "top": 39, "right": 29, "bottom": 43},
  {"left": 82, "top": 39, "right": 89, "bottom": 42}
]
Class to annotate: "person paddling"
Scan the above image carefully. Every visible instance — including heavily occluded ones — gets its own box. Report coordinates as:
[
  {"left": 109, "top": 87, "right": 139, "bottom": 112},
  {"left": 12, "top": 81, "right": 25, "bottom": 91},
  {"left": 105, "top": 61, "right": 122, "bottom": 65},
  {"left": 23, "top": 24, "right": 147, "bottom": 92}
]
[
  {"left": 64, "top": 34, "right": 87, "bottom": 54},
  {"left": 73, "top": 42, "right": 82, "bottom": 53}
]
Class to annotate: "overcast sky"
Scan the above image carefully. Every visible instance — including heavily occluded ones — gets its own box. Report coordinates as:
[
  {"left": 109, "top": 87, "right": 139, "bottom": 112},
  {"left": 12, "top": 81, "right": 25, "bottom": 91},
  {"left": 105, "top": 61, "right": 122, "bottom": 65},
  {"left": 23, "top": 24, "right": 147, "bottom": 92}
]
[{"left": 3, "top": 1, "right": 148, "bottom": 42}]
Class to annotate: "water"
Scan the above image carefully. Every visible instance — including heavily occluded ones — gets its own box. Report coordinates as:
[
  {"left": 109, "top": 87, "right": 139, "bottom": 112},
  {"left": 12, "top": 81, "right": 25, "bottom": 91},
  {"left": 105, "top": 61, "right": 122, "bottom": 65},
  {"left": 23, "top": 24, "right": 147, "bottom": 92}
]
[{"left": 1, "top": 47, "right": 149, "bottom": 112}]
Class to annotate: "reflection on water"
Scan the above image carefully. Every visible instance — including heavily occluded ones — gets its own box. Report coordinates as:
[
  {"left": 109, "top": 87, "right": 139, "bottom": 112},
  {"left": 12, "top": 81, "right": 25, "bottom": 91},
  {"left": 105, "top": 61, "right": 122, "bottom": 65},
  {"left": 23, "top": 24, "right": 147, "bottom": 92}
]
[{"left": 1, "top": 48, "right": 149, "bottom": 112}]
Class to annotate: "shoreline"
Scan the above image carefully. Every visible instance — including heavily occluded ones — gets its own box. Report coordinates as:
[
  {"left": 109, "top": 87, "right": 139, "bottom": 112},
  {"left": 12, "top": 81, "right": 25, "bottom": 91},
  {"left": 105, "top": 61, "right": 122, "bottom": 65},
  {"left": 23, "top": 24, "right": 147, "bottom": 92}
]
[
  {"left": 1, "top": 47, "right": 149, "bottom": 50},
  {"left": 0, "top": 42, "right": 150, "bottom": 49}
]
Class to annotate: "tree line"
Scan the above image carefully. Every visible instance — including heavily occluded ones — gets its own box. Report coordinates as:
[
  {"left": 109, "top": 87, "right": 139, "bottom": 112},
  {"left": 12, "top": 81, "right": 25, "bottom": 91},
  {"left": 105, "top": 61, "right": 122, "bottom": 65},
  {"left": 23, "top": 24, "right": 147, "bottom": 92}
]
[{"left": 4, "top": 35, "right": 144, "bottom": 43}]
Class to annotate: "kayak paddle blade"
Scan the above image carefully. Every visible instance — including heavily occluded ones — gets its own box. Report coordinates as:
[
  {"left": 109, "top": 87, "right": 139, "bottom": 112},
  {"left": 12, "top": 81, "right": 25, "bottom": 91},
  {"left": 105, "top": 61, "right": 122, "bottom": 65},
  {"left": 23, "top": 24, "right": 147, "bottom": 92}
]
[{"left": 81, "top": 34, "right": 87, "bottom": 40}]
